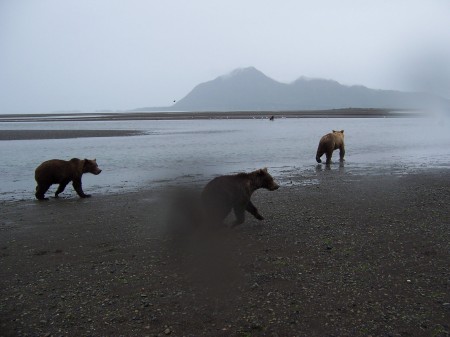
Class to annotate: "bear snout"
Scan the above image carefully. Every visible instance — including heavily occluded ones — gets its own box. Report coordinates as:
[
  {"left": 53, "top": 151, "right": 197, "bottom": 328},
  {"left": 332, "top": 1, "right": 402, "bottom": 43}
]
[
  {"left": 269, "top": 183, "right": 280, "bottom": 191},
  {"left": 93, "top": 168, "right": 102, "bottom": 175}
]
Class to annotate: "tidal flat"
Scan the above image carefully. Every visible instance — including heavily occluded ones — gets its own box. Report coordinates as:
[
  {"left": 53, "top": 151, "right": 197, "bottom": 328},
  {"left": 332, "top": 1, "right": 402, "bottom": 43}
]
[{"left": 1, "top": 111, "right": 449, "bottom": 336}]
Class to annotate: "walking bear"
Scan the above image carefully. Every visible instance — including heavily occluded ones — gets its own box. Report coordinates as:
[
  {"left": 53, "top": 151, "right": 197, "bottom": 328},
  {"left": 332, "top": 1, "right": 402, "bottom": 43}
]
[
  {"left": 35, "top": 158, "right": 102, "bottom": 200},
  {"left": 316, "top": 130, "right": 345, "bottom": 165},
  {"left": 201, "top": 168, "right": 279, "bottom": 227}
]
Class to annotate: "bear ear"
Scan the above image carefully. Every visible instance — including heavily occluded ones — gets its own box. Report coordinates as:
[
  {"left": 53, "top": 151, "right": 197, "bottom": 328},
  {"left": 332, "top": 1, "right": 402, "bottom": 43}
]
[
  {"left": 332, "top": 130, "right": 336, "bottom": 133},
  {"left": 262, "top": 167, "right": 268, "bottom": 173},
  {"left": 341, "top": 130, "right": 344, "bottom": 133}
]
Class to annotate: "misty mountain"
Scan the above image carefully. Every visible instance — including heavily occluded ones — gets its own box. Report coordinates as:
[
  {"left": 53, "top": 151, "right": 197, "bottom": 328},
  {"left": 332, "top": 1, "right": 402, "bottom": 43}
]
[{"left": 164, "top": 67, "right": 439, "bottom": 111}]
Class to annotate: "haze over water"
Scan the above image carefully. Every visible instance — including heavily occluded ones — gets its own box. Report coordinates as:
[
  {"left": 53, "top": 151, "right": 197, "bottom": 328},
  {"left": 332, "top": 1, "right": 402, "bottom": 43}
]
[{"left": 1, "top": 116, "right": 449, "bottom": 201}]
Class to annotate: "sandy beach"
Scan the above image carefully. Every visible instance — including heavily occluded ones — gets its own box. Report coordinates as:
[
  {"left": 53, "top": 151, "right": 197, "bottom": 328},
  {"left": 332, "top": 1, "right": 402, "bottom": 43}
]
[{"left": 1, "top": 168, "right": 449, "bottom": 337}]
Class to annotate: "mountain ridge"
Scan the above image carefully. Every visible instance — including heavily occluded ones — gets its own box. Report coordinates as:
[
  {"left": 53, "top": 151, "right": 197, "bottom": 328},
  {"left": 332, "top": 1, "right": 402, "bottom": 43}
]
[{"left": 136, "top": 67, "right": 446, "bottom": 111}]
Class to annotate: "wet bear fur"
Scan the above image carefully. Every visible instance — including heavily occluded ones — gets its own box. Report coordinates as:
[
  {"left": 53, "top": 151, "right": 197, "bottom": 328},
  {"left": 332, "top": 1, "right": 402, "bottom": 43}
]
[
  {"left": 201, "top": 168, "right": 279, "bottom": 227},
  {"left": 35, "top": 158, "right": 102, "bottom": 200},
  {"left": 316, "top": 130, "right": 345, "bottom": 164}
]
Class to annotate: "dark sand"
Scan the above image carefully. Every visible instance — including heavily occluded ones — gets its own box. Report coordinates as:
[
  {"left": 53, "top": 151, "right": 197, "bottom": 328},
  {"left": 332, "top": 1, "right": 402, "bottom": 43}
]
[
  {"left": 1, "top": 170, "right": 449, "bottom": 337},
  {"left": 0, "top": 130, "right": 144, "bottom": 141}
]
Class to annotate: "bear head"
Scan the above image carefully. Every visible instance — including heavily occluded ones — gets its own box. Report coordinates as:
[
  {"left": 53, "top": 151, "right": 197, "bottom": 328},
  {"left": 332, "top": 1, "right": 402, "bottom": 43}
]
[
  {"left": 332, "top": 130, "right": 344, "bottom": 136},
  {"left": 83, "top": 159, "right": 102, "bottom": 175},
  {"left": 257, "top": 168, "right": 279, "bottom": 191}
]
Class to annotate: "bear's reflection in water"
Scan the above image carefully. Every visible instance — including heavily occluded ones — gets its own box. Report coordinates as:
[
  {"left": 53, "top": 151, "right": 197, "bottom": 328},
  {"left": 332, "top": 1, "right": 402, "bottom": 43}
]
[{"left": 315, "top": 160, "right": 345, "bottom": 172}]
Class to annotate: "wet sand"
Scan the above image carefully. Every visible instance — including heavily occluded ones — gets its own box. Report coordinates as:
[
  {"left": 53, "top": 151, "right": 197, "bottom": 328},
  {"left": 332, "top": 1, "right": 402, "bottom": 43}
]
[
  {"left": 0, "top": 130, "right": 145, "bottom": 141},
  {"left": 1, "top": 169, "right": 449, "bottom": 336}
]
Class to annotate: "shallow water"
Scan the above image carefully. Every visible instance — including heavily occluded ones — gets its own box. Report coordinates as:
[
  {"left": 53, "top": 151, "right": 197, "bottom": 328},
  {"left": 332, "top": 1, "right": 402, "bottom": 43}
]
[{"left": 1, "top": 117, "right": 449, "bottom": 201}]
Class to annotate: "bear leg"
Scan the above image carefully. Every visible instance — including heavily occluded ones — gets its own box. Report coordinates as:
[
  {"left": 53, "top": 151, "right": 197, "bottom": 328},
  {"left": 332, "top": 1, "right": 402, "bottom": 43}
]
[
  {"left": 325, "top": 150, "right": 333, "bottom": 165},
  {"left": 316, "top": 148, "right": 324, "bottom": 163},
  {"left": 35, "top": 184, "right": 50, "bottom": 200},
  {"left": 339, "top": 146, "right": 345, "bottom": 161},
  {"left": 73, "top": 179, "right": 90, "bottom": 198},
  {"left": 246, "top": 201, "right": 264, "bottom": 220},
  {"left": 203, "top": 200, "right": 231, "bottom": 227},
  {"left": 231, "top": 206, "right": 246, "bottom": 227},
  {"left": 55, "top": 180, "right": 70, "bottom": 198}
]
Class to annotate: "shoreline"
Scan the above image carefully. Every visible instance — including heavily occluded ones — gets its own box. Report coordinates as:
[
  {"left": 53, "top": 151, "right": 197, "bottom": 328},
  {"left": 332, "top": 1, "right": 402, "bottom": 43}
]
[
  {"left": 1, "top": 169, "right": 449, "bottom": 336},
  {"left": 0, "top": 108, "right": 422, "bottom": 123},
  {"left": 0, "top": 108, "right": 423, "bottom": 141}
]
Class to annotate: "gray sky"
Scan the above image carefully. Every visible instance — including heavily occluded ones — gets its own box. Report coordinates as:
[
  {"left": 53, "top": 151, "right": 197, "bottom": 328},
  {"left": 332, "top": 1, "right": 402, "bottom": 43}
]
[{"left": 1, "top": 0, "right": 449, "bottom": 114}]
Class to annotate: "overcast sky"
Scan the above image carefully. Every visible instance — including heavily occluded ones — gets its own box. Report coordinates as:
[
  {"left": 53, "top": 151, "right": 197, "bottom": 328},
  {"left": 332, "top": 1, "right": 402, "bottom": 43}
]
[{"left": 1, "top": 0, "right": 449, "bottom": 114}]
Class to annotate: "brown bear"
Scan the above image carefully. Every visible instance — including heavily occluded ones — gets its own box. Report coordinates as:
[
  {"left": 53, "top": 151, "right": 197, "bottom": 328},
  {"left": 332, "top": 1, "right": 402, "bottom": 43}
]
[
  {"left": 316, "top": 130, "right": 345, "bottom": 165},
  {"left": 201, "top": 168, "right": 279, "bottom": 227},
  {"left": 35, "top": 158, "right": 102, "bottom": 200}
]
